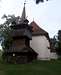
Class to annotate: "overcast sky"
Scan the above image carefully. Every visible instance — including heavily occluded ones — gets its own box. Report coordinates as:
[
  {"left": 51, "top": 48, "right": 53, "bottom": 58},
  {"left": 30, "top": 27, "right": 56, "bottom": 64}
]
[{"left": 0, "top": 0, "right": 61, "bottom": 38}]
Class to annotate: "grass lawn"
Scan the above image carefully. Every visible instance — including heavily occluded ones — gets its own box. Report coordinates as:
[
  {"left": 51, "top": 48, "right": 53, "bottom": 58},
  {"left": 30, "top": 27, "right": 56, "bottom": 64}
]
[{"left": 0, "top": 60, "right": 61, "bottom": 75}]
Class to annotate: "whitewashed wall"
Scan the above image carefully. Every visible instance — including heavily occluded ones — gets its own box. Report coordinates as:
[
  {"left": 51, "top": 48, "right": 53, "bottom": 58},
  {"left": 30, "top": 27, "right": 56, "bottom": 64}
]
[{"left": 30, "top": 35, "right": 50, "bottom": 60}]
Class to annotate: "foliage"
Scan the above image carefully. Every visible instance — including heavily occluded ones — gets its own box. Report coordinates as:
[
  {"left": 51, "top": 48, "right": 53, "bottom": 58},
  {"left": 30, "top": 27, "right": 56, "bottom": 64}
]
[
  {"left": 50, "top": 30, "right": 61, "bottom": 56},
  {"left": 0, "top": 0, "right": 48, "bottom": 4},
  {"left": 36, "top": 0, "right": 48, "bottom": 4},
  {"left": 56, "top": 30, "right": 61, "bottom": 56},
  {"left": 50, "top": 36, "right": 57, "bottom": 52},
  {"left": 0, "top": 14, "right": 21, "bottom": 50}
]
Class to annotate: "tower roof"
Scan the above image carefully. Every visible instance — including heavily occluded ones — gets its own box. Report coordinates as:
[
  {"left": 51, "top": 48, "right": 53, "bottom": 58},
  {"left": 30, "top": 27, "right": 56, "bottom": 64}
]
[
  {"left": 21, "top": 3, "right": 26, "bottom": 21},
  {"left": 20, "top": 3, "right": 29, "bottom": 24}
]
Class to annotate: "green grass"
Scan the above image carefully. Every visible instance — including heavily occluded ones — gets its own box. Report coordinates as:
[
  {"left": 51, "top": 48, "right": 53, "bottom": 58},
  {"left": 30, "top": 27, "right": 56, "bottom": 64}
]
[{"left": 0, "top": 60, "right": 61, "bottom": 75}]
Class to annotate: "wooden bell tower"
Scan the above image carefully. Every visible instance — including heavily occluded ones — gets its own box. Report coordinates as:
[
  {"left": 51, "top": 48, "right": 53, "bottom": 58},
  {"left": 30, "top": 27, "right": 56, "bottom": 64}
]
[{"left": 5, "top": 3, "right": 37, "bottom": 64}]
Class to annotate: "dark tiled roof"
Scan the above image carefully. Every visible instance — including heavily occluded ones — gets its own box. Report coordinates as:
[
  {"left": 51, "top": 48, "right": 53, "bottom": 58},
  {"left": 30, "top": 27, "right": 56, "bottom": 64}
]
[
  {"left": 30, "top": 21, "right": 50, "bottom": 41},
  {"left": 30, "top": 21, "right": 48, "bottom": 35},
  {"left": 5, "top": 46, "right": 38, "bottom": 55},
  {"left": 11, "top": 28, "right": 32, "bottom": 40}
]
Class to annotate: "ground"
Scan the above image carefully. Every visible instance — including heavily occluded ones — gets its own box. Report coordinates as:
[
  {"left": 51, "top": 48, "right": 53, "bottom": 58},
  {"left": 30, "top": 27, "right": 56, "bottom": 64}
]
[{"left": 0, "top": 60, "right": 61, "bottom": 75}]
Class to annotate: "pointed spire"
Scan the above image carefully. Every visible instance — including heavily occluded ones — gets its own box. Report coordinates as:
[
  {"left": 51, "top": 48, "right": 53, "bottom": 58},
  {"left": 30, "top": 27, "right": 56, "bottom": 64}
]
[
  {"left": 21, "top": 2, "right": 26, "bottom": 20},
  {"left": 20, "top": 1, "right": 29, "bottom": 24}
]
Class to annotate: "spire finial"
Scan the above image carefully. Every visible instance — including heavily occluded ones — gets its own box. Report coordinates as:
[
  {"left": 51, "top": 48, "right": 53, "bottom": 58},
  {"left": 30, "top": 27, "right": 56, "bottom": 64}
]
[
  {"left": 21, "top": 0, "right": 26, "bottom": 21},
  {"left": 24, "top": 0, "right": 26, "bottom": 6},
  {"left": 20, "top": 0, "right": 29, "bottom": 24}
]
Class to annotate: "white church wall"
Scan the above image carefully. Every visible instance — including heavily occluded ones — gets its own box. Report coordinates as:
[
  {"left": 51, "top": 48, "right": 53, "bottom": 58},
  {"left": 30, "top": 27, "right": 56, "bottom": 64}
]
[{"left": 30, "top": 35, "right": 50, "bottom": 60}]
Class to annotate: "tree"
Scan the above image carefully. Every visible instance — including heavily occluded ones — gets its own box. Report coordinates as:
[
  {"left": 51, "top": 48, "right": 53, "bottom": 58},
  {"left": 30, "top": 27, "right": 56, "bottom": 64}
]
[
  {"left": 0, "top": 14, "right": 20, "bottom": 51},
  {"left": 56, "top": 30, "right": 61, "bottom": 56},
  {"left": 36, "top": 0, "right": 48, "bottom": 4},
  {"left": 50, "top": 30, "right": 61, "bottom": 57},
  {"left": 50, "top": 36, "right": 57, "bottom": 52},
  {"left": 0, "top": 0, "right": 48, "bottom": 4}
]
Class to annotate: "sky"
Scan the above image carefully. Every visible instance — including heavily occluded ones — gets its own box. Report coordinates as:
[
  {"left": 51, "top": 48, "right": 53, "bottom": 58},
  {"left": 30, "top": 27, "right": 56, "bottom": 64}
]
[{"left": 0, "top": 0, "right": 61, "bottom": 38}]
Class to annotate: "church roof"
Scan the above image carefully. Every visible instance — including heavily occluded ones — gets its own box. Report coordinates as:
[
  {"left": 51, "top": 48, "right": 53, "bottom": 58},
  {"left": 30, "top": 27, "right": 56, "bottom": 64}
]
[
  {"left": 30, "top": 21, "right": 50, "bottom": 40},
  {"left": 30, "top": 21, "right": 48, "bottom": 35}
]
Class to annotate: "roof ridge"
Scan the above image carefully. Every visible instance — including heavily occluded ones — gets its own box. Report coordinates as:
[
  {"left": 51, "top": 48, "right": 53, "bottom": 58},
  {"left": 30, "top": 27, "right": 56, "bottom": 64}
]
[{"left": 30, "top": 21, "right": 48, "bottom": 33}]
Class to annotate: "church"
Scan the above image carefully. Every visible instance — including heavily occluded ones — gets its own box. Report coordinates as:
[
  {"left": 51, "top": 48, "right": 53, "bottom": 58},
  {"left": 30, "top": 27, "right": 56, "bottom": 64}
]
[
  {"left": 30, "top": 21, "right": 50, "bottom": 60},
  {"left": 4, "top": 3, "right": 51, "bottom": 63}
]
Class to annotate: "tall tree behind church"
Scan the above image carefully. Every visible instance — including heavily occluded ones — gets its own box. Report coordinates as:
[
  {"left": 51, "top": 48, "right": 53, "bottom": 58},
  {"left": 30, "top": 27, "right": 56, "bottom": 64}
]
[{"left": 57, "top": 30, "right": 61, "bottom": 55}]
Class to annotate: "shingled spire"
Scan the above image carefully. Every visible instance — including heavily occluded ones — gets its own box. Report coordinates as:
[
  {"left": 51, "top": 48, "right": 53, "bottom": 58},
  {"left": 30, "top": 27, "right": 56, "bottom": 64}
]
[
  {"left": 20, "top": 2, "right": 29, "bottom": 24},
  {"left": 21, "top": 3, "right": 26, "bottom": 21}
]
